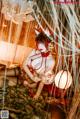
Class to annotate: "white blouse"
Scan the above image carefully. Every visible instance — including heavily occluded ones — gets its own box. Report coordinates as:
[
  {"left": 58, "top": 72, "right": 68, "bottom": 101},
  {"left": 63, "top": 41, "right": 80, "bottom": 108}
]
[{"left": 23, "top": 49, "right": 55, "bottom": 84}]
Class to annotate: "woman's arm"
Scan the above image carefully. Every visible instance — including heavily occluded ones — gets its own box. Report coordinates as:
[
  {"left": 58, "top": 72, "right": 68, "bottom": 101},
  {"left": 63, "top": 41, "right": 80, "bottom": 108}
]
[
  {"left": 23, "top": 80, "right": 37, "bottom": 88},
  {"left": 22, "top": 60, "right": 41, "bottom": 83},
  {"left": 22, "top": 50, "right": 36, "bottom": 81},
  {"left": 23, "top": 63, "right": 34, "bottom": 81}
]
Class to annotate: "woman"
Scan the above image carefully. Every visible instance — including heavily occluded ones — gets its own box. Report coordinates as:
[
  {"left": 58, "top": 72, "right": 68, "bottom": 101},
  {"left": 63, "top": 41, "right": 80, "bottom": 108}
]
[{"left": 23, "top": 32, "right": 56, "bottom": 99}]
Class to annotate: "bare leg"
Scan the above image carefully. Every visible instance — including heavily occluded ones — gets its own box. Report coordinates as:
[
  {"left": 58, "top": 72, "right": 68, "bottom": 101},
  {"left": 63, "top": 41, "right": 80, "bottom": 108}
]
[
  {"left": 23, "top": 80, "right": 37, "bottom": 88},
  {"left": 27, "top": 83, "right": 37, "bottom": 88},
  {"left": 34, "top": 81, "right": 44, "bottom": 99}
]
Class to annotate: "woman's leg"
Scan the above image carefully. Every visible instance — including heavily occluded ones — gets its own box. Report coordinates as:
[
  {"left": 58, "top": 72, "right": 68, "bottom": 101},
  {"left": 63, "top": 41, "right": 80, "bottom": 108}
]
[
  {"left": 23, "top": 80, "right": 37, "bottom": 88},
  {"left": 34, "top": 81, "right": 44, "bottom": 99}
]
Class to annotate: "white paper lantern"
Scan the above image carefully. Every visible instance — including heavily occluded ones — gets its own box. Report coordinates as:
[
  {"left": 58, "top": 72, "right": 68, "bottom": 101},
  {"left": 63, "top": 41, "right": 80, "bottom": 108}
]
[{"left": 54, "top": 70, "right": 72, "bottom": 89}]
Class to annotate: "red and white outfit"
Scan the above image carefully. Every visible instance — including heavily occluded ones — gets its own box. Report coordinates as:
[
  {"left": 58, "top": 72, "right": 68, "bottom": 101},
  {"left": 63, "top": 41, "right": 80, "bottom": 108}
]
[{"left": 23, "top": 42, "right": 55, "bottom": 84}]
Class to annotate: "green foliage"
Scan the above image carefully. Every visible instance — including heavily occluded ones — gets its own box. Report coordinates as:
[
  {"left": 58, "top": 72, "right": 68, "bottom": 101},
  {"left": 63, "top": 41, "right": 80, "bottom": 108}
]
[{"left": 0, "top": 85, "right": 49, "bottom": 119}]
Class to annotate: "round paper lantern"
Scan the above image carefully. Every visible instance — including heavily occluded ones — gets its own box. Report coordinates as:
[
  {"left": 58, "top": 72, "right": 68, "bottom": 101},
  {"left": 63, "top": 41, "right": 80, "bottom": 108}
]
[{"left": 54, "top": 70, "right": 72, "bottom": 89}]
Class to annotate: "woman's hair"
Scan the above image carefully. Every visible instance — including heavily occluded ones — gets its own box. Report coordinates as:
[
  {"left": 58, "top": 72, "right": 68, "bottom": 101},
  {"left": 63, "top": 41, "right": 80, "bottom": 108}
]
[
  {"left": 35, "top": 32, "right": 50, "bottom": 50},
  {"left": 35, "top": 32, "right": 50, "bottom": 43}
]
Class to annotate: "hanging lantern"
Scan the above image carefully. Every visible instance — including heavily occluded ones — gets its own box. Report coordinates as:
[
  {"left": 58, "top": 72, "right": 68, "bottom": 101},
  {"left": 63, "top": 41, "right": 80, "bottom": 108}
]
[
  {"left": 0, "top": 1, "right": 36, "bottom": 68},
  {"left": 54, "top": 70, "right": 72, "bottom": 89}
]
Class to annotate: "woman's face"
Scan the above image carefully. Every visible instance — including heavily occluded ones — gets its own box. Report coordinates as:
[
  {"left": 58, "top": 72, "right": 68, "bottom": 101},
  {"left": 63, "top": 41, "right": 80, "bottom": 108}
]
[{"left": 38, "top": 42, "right": 47, "bottom": 52}]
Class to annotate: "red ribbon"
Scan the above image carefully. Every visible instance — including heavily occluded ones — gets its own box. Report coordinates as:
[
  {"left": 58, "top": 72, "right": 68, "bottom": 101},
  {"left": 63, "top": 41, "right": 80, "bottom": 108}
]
[{"left": 41, "top": 51, "right": 50, "bottom": 57}]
